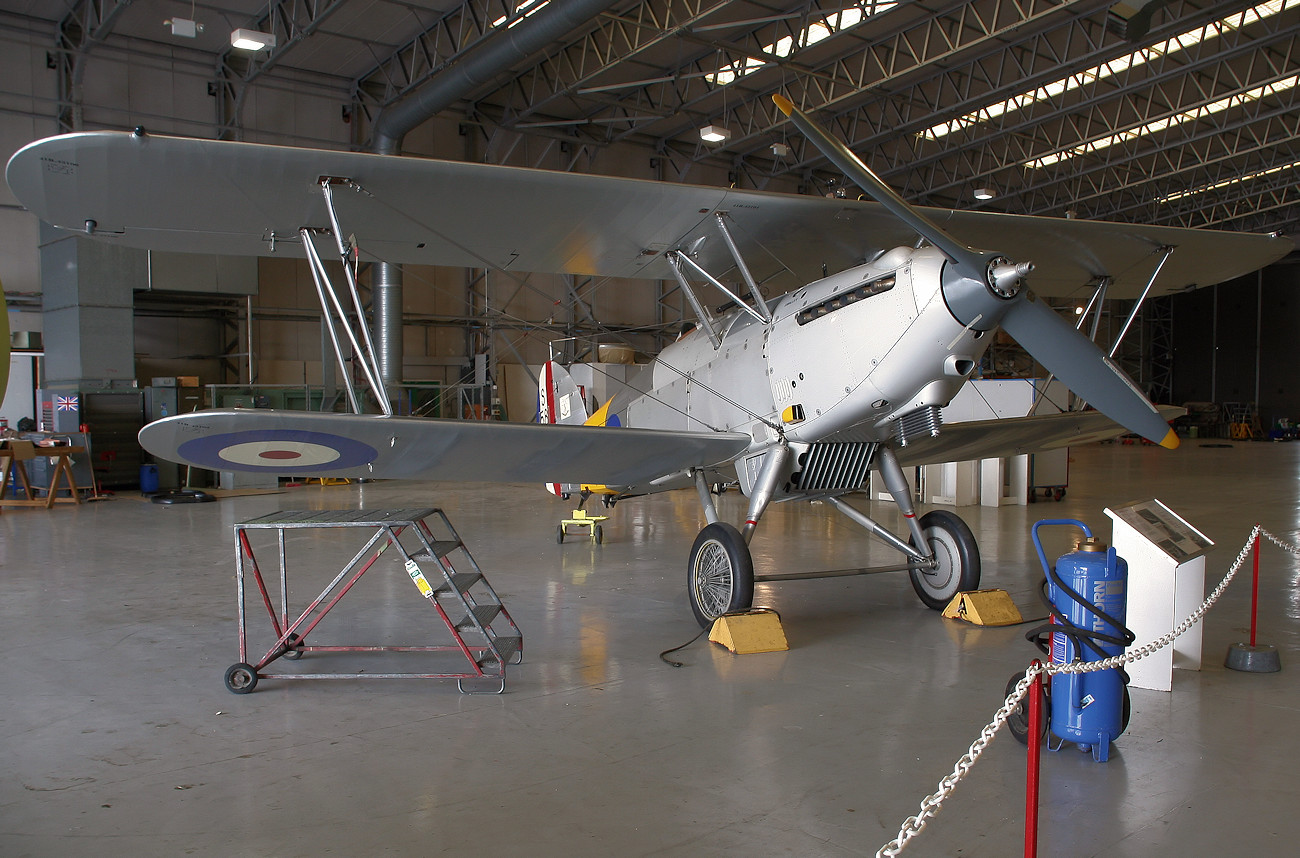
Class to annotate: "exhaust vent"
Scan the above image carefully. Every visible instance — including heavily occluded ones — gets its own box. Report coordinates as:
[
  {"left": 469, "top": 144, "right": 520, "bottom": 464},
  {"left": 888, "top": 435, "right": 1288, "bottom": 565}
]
[{"left": 896, "top": 406, "right": 942, "bottom": 446}]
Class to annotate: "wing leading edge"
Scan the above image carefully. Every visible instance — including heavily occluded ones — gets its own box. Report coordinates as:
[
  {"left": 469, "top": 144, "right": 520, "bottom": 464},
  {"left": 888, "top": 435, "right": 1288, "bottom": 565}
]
[
  {"left": 138, "top": 409, "right": 752, "bottom": 488},
  {"left": 892, "top": 405, "right": 1185, "bottom": 468},
  {"left": 7, "top": 131, "right": 1291, "bottom": 299}
]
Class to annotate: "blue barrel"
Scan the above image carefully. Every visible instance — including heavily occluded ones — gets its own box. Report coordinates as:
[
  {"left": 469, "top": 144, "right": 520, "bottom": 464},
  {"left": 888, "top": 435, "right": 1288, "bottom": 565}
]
[{"left": 140, "top": 463, "right": 160, "bottom": 493}]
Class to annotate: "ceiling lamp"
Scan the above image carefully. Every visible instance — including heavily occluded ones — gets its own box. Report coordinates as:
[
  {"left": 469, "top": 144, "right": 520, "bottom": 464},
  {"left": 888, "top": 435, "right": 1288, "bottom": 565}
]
[
  {"left": 770, "top": 142, "right": 791, "bottom": 157},
  {"left": 973, "top": 187, "right": 997, "bottom": 201},
  {"left": 231, "top": 28, "right": 277, "bottom": 50},
  {"left": 699, "top": 124, "right": 732, "bottom": 143}
]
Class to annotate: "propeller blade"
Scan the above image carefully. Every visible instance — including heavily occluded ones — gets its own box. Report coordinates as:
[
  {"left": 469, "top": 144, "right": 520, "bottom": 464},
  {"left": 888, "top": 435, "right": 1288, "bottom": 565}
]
[
  {"left": 773, "top": 94, "right": 977, "bottom": 269},
  {"left": 1000, "top": 295, "right": 1179, "bottom": 449}
]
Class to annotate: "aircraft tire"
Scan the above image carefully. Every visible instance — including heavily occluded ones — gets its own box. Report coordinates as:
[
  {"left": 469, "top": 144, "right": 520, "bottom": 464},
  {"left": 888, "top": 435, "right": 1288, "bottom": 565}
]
[
  {"left": 907, "top": 510, "right": 980, "bottom": 610},
  {"left": 687, "top": 522, "right": 754, "bottom": 628}
]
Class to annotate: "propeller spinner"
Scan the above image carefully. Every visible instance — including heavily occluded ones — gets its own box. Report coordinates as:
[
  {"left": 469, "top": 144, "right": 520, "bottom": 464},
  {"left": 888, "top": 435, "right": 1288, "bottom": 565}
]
[{"left": 773, "top": 94, "right": 1178, "bottom": 450}]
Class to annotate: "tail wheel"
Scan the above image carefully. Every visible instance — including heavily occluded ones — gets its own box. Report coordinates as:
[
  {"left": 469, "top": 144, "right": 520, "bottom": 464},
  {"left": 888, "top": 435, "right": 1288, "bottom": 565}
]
[
  {"left": 687, "top": 523, "right": 754, "bottom": 628},
  {"left": 907, "top": 510, "right": 981, "bottom": 609}
]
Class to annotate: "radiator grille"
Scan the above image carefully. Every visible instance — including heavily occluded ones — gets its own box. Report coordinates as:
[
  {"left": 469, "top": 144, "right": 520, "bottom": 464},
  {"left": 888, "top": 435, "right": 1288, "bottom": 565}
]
[{"left": 790, "top": 442, "right": 877, "bottom": 492}]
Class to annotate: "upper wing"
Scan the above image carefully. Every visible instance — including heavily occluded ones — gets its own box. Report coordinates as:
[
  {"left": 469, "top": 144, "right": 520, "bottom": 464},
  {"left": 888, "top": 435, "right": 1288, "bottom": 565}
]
[
  {"left": 137, "top": 409, "right": 751, "bottom": 487},
  {"left": 892, "top": 405, "right": 1184, "bottom": 467},
  {"left": 8, "top": 132, "right": 1290, "bottom": 300}
]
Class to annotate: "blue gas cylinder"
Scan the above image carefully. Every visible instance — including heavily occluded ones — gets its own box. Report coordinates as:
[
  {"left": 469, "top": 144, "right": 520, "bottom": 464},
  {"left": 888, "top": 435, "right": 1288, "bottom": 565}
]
[
  {"left": 140, "top": 463, "right": 160, "bottom": 493},
  {"left": 1049, "top": 538, "right": 1127, "bottom": 756},
  {"left": 1031, "top": 519, "right": 1132, "bottom": 763}
]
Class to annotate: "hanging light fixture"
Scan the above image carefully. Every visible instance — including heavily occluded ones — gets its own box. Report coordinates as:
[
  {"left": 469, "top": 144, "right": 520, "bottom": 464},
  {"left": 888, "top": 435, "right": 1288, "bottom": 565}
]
[
  {"left": 230, "top": 28, "right": 277, "bottom": 50},
  {"left": 699, "top": 124, "right": 732, "bottom": 143},
  {"left": 973, "top": 187, "right": 997, "bottom": 201}
]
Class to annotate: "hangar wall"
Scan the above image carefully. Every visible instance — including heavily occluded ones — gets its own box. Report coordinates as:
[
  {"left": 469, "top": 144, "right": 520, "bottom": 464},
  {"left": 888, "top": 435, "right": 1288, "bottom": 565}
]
[
  {"left": 1169, "top": 261, "right": 1300, "bottom": 431},
  {"left": 0, "top": 23, "right": 714, "bottom": 398}
]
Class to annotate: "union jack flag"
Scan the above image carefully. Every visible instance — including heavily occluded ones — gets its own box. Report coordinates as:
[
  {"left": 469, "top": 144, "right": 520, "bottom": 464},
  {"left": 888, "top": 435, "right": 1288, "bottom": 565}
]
[{"left": 56, "top": 395, "right": 79, "bottom": 412}]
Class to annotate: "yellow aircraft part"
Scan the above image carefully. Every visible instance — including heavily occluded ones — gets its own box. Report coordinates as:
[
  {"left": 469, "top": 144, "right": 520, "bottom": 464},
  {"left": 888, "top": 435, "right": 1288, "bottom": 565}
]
[
  {"left": 1159, "top": 428, "right": 1180, "bottom": 449},
  {"left": 584, "top": 397, "right": 615, "bottom": 428}
]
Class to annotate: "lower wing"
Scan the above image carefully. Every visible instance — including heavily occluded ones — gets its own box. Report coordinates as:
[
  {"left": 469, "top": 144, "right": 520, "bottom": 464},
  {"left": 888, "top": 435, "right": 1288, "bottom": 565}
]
[
  {"left": 893, "top": 405, "right": 1185, "bottom": 467},
  {"left": 138, "top": 409, "right": 751, "bottom": 488}
]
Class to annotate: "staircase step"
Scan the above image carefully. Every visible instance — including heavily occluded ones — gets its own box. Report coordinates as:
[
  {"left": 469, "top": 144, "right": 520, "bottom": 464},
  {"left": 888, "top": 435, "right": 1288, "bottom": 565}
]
[
  {"left": 491, "top": 636, "right": 522, "bottom": 664},
  {"left": 412, "top": 540, "right": 461, "bottom": 562},
  {"left": 457, "top": 604, "right": 503, "bottom": 630},
  {"left": 434, "top": 571, "right": 483, "bottom": 594}
]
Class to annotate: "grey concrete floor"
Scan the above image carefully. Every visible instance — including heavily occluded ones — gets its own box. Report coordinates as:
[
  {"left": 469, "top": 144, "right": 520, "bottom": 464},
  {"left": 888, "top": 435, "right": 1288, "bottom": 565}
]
[{"left": 2, "top": 440, "right": 1298, "bottom": 857}]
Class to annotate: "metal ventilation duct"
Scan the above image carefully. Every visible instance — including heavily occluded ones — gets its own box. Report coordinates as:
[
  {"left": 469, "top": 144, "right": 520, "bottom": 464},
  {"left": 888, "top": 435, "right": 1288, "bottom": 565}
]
[{"left": 366, "top": 0, "right": 621, "bottom": 397}]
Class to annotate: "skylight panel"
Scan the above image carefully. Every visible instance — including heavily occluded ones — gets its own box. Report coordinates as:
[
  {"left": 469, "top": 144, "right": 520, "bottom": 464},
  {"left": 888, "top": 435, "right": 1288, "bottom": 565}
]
[
  {"left": 923, "top": 0, "right": 1299, "bottom": 141},
  {"left": 492, "top": 0, "right": 550, "bottom": 30},
  {"left": 1024, "top": 73, "right": 1300, "bottom": 169},
  {"left": 705, "top": 2, "right": 898, "bottom": 86},
  {"left": 1157, "top": 157, "right": 1300, "bottom": 204}
]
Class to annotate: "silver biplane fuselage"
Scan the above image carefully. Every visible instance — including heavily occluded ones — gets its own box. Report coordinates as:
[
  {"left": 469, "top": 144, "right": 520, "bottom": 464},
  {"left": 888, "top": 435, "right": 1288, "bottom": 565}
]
[{"left": 610, "top": 245, "right": 977, "bottom": 488}]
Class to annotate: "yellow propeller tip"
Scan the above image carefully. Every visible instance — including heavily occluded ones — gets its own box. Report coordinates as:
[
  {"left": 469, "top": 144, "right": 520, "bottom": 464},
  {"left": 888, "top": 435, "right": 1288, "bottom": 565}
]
[
  {"left": 1159, "top": 428, "right": 1180, "bottom": 450},
  {"left": 772, "top": 94, "right": 794, "bottom": 115}
]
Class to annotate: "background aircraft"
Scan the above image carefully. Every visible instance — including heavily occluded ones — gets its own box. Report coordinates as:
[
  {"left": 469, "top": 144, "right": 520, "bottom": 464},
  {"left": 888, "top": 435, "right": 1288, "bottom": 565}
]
[{"left": 7, "top": 98, "right": 1290, "bottom": 625}]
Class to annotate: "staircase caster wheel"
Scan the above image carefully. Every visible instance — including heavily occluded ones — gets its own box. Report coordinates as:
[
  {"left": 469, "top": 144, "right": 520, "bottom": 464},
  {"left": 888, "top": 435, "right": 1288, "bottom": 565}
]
[
  {"left": 1054, "top": 487, "right": 1066, "bottom": 501},
  {"left": 224, "top": 663, "right": 259, "bottom": 694},
  {"left": 282, "top": 632, "right": 303, "bottom": 660},
  {"left": 593, "top": 525, "right": 603, "bottom": 544},
  {"left": 556, "top": 525, "right": 565, "bottom": 544},
  {"left": 1006, "top": 671, "right": 1048, "bottom": 746}
]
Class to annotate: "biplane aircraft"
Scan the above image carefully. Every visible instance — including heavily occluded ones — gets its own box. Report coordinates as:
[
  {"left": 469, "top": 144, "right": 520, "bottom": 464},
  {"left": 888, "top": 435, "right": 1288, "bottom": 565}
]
[{"left": 7, "top": 96, "right": 1291, "bottom": 626}]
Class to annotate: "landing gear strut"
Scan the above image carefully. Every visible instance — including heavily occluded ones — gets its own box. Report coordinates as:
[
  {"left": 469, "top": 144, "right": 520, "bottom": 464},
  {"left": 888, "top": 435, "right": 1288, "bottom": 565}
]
[{"left": 682, "top": 444, "right": 982, "bottom": 624}]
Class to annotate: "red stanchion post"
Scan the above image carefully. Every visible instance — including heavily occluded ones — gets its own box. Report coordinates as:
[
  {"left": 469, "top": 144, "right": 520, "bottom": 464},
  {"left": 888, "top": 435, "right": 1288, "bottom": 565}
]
[
  {"left": 1025, "top": 661, "right": 1043, "bottom": 858},
  {"left": 1250, "top": 527, "right": 1260, "bottom": 648},
  {"left": 1225, "top": 526, "right": 1282, "bottom": 673}
]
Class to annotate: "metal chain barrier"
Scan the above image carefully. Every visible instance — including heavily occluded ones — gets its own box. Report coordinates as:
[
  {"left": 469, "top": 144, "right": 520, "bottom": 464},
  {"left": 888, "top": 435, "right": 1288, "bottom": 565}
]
[{"left": 876, "top": 524, "right": 1293, "bottom": 857}]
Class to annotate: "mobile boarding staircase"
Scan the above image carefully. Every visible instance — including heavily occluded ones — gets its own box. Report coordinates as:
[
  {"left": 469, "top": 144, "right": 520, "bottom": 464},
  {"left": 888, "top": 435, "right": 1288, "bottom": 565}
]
[{"left": 224, "top": 508, "right": 522, "bottom": 694}]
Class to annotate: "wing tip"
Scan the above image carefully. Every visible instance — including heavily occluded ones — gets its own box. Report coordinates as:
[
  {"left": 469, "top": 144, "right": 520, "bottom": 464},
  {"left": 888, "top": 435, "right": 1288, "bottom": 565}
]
[
  {"left": 772, "top": 94, "right": 794, "bottom": 116},
  {"left": 1159, "top": 428, "right": 1179, "bottom": 450}
]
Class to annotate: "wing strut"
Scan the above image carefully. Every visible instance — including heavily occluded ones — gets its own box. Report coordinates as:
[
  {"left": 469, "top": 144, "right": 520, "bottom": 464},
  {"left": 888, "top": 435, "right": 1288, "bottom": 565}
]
[
  {"left": 665, "top": 251, "right": 722, "bottom": 348},
  {"left": 299, "top": 178, "right": 394, "bottom": 416},
  {"left": 714, "top": 213, "right": 772, "bottom": 323},
  {"left": 1109, "top": 246, "right": 1174, "bottom": 358}
]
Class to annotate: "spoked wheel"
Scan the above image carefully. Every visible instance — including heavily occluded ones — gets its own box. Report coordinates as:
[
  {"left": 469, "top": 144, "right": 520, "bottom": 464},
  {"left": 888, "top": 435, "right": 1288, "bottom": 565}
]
[
  {"left": 907, "top": 510, "right": 981, "bottom": 609},
  {"left": 687, "top": 523, "right": 754, "bottom": 628},
  {"left": 1006, "top": 670, "right": 1049, "bottom": 746}
]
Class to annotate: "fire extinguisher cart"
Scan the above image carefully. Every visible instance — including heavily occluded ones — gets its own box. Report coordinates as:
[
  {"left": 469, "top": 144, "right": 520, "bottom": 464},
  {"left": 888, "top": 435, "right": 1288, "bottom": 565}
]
[{"left": 1008, "top": 519, "right": 1136, "bottom": 762}]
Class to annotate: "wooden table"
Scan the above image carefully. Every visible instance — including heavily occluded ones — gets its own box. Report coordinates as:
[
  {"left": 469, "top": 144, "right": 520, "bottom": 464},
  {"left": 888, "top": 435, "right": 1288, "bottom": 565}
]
[{"left": 0, "top": 441, "right": 86, "bottom": 509}]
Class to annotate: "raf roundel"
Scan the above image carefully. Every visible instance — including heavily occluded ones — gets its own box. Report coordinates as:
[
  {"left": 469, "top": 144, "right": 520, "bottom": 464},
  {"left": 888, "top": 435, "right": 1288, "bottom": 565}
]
[{"left": 177, "top": 429, "right": 378, "bottom": 473}]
